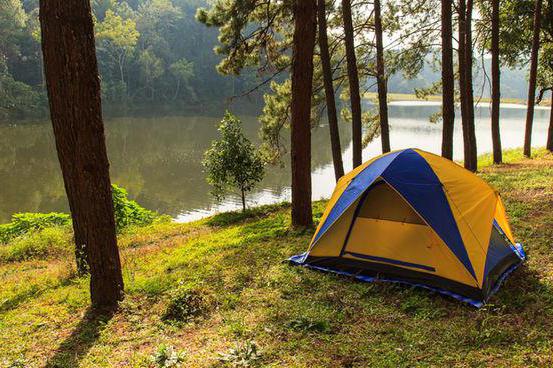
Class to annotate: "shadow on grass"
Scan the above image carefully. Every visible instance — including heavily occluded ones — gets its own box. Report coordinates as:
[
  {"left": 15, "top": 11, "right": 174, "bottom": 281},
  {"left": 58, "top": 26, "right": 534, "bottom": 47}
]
[
  {"left": 45, "top": 307, "right": 116, "bottom": 368},
  {"left": 493, "top": 265, "right": 553, "bottom": 312},
  {"left": 0, "top": 274, "right": 78, "bottom": 314}
]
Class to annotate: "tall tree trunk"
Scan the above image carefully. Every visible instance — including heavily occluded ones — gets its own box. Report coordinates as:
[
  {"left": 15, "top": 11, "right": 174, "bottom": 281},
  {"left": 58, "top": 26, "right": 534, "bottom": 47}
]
[
  {"left": 464, "top": 0, "right": 477, "bottom": 171},
  {"left": 39, "top": 0, "right": 124, "bottom": 308},
  {"left": 241, "top": 189, "right": 246, "bottom": 213},
  {"left": 545, "top": 100, "right": 553, "bottom": 152},
  {"left": 491, "top": 0, "right": 502, "bottom": 164},
  {"left": 458, "top": 0, "right": 469, "bottom": 165},
  {"left": 524, "top": 0, "right": 543, "bottom": 157},
  {"left": 441, "top": 0, "right": 455, "bottom": 160},
  {"left": 342, "top": 0, "right": 363, "bottom": 167},
  {"left": 318, "top": 0, "right": 344, "bottom": 181},
  {"left": 290, "top": 0, "right": 316, "bottom": 227},
  {"left": 374, "top": 0, "right": 390, "bottom": 153},
  {"left": 458, "top": 0, "right": 477, "bottom": 172}
]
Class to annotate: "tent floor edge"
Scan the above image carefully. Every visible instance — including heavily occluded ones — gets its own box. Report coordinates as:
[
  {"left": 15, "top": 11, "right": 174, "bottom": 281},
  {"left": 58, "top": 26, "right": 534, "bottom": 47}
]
[{"left": 288, "top": 253, "right": 525, "bottom": 307}]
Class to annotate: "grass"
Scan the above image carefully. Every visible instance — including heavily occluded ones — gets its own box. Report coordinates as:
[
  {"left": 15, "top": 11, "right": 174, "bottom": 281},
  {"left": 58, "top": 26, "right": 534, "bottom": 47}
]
[
  {"left": 364, "top": 92, "right": 553, "bottom": 106},
  {"left": 0, "top": 149, "right": 552, "bottom": 367}
]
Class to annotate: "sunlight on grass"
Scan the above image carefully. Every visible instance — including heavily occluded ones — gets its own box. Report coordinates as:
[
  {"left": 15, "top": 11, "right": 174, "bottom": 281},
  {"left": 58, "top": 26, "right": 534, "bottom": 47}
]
[{"left": 0, "top": 148, "right": 552, "bottom": 367}]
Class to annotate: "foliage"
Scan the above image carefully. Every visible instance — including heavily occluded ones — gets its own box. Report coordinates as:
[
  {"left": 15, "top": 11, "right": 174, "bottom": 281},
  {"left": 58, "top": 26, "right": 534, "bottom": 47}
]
[
  {"left": 0, "top": 212, "right": 70, "bottom": 244},
  {"left": 111, "top": 184, "right": 163, "bottom": 231},
  {"left": 150, "top": 344, "right": 186, "bottom": 367},
  {"left": 477, "top": 0, "right": 553, "bottom": 95},
  {"left": 96, "top": 10, "right": 140, "bottom": 50},
  {"left": 0, "top": 59, "right": 45, "bottom": 119},
  {"left": 0, "top": 0, "right": 257, "bottom": 119},
  {"left": 162, "top": 282, "right": 207, "bottom": 323},
  {"left": 203, "top": 112, "right": 264, "bottom": 211},
  {"left": 218, "top": 340, "right": 262, "bottom": 367},
  {"left": 0, "top": 185, "right": 162, "bottom": 249}
]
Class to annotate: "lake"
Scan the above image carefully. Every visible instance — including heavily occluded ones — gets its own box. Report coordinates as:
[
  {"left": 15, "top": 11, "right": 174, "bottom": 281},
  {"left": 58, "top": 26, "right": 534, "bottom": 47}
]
[{"left": 0, "top": 102, "right": 550, "bottom": 224}]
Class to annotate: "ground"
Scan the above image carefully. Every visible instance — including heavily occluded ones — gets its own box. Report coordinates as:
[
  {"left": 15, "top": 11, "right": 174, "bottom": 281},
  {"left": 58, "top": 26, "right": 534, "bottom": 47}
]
[
  {"left": 0, "top": 149, "right": 552, "bottom": 367},
  {"left": 364, "top": 92, "right": 553, "bottom": 106}
]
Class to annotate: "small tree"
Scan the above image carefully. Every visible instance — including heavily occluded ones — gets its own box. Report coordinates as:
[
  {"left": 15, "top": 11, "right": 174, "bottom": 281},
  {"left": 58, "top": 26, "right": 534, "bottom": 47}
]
[{"left": 203, "top": 112, "right": 265, "bottom": 212}]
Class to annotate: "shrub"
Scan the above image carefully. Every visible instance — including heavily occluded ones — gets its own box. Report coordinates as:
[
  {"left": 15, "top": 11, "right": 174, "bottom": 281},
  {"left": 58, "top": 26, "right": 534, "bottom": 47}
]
[
  {"left": 0, "top": 212, "right": 70, "bottom": 244},
  {"left": 111, "top": 184, "right": 163, "bottom": 231},
  {"left": 150, "top": 344, "right": 186, "bottom": 367},
  {"left": 218, "top": 340, "right": 262, "bottom": 367},
  {"left": 0, "top": 185, "right": 164, "bottom": 250},
  {"left": 162, "top": 284, "right": 207, "bottom": 323}
]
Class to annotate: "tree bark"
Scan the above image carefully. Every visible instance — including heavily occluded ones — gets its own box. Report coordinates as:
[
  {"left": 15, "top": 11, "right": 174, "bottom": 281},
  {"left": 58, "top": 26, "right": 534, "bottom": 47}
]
[
  {"left": 524, "top": 0, "right": 543, "bottom": 157},
  {"left": 458, "top": 0, "right": 469, "bottom": 165},
  {"left": 39, "top": 0, "right": 124, "bottom": 308},
  {"left": 464, "top": 0, "right": 477, "bottom": 171},
  {"left": 441, "top": 0, "right": 455, "bottom": 160},
  {"left": 318, "top": 0, "right": 344, "bottom": 181},
  {"left": 545, "top": 100, "right": 553, "bottom": 152},
  {"left": 342, "top": 0, "right": 363, "bottom": 167},
  {"left": 491, "top": 0, "right": 502, "bottom": 164},
  {"left": 458, "top": 0, "right": 477, "bottom": 172},
  {"left": 290, "top": 0, "right": 316, "bottom": 227},
  {"left": 374, "top": 0, "right": 390, "bottom": 153},
  {"left": 241, "top": 189, "right": 246, "bottom": 212}
]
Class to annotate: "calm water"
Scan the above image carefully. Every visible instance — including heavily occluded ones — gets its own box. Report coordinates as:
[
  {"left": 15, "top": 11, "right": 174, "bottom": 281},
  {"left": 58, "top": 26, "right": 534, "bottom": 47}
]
[{"left": 0, "top": 102, "right": 549, "bottom": 223}]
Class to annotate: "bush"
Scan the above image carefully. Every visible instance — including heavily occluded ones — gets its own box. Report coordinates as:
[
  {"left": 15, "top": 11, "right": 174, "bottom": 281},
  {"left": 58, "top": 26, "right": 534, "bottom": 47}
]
[
  {"left": 0, "top": 185, "right": 164, "bottom": 250},
  {"left": 162, "top": 283, "right": 207, "bottom": 323},
  {"left": 112, "top": 184, "right": 161, "bottom": 232},
  {"left": 0, "top": 213, "right": 70, "bottom": 244}
]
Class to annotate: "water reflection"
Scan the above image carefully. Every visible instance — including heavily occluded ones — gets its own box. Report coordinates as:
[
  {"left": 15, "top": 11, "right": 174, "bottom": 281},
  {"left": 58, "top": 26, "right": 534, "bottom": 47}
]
[{"left": 0, "top": 103, "right": 549, "bottom": 223}]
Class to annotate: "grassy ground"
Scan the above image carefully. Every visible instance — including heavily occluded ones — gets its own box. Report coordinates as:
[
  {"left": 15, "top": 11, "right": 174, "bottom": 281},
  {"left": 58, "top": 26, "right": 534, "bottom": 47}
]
[
  {"left": 364, "top": 92, "right": 553, "bottom": 106},
  {"left": 1, "top": 149, "right": 552, "bottom": 367}
]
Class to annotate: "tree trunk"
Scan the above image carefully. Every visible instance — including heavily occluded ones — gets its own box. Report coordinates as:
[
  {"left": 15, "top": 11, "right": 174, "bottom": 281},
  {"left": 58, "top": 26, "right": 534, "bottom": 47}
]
[
  {"left": 464, "top": 0, "right": 477, "bottom": 171},
  {"left": 491, "top": 0, "right": 502, "bottom": 164},
  {"left": 458, "top": 0, "right": 477, "bottom": 172},
  {"left": 342, "top": 0, "right": 363, "bottom": 168},
  {"left": 290, "top": 0, "right": 316, "bottom": 227},
  {"left": 317, "top": 0, "right": 344, "bottom": 181},
  {"left": 374, "top": 0, "right": 390, "bottom": 153},
  {"left": 546, "top": 100, "right": 553, "bottom": 152},
  {"left": 39, "top": 0, "right": 124, "bottom": 308},
  {"left": 441, "top": 0, "right": 455, "bottom": 160},
  {"left": 524, "top": 0, "right": 543, "bottom": 157},
  {"left": 241, "top": 189, "right": 246, "bottom": 212},
  {"left": 458, "top": 0, "right": 469, "bottom": 166}
]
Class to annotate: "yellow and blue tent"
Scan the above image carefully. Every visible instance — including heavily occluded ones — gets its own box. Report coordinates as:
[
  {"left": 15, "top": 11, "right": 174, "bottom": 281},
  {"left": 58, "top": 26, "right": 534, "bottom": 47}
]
[{"left": 290, "top": 148, "right": 525, "bottom": 307}]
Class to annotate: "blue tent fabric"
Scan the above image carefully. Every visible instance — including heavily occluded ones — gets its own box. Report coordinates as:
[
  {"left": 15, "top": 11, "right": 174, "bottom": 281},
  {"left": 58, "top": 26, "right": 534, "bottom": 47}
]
[
  {"left": 381, "top": 149, "right": 477, "bottom": 279},
  {"left": 483, "top": 220, "right": 520, "bottom": 282},
  {"left": 289, "top": 243, "right": 525, "bottom": 308}
]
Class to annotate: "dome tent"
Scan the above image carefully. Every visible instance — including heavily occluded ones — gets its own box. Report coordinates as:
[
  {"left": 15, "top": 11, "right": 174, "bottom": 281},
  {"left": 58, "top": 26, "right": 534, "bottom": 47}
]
[{"left": 289, "top": 148, "right": 525, "bottom": 307}]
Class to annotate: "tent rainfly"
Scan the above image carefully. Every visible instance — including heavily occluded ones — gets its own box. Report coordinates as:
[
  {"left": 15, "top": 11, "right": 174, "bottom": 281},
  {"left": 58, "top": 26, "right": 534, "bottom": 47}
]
[{"left": 290, "top": 148, "right": 525, "bottom": 307}]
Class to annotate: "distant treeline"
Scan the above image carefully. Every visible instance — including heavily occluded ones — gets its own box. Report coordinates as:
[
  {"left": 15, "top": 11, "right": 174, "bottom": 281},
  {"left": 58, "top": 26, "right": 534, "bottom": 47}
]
[
  {"left": 2, "top": 0, "right": 540, "bottom": 122},
  {"left": 0, "top": 0, "right": 263, "bottom": 120}
]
